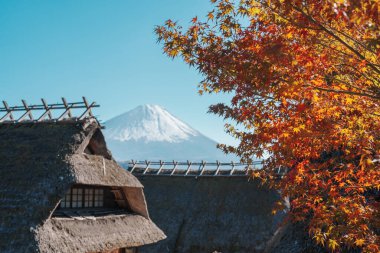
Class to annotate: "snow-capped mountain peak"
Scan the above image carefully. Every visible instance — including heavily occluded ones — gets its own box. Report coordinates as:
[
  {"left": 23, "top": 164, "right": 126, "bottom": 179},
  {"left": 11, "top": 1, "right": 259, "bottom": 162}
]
[
  {"left": 104, "top": 104, "right": 237, "bottom": 162},
  {"left": 105, "top": 104, "right": 200, "bottom": 143}
]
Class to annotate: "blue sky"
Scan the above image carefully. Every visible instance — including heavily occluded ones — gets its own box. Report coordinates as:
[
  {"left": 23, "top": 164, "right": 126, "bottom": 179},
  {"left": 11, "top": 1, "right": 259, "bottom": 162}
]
[{"left": 0, "top": 0, "right": 237, "bottom": 145}]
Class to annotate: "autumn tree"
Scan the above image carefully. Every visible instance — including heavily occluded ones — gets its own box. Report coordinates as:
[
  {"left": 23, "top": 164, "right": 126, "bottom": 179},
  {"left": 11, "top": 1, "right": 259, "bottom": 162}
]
[{"left": 156, "top": 0, "right": 380, "bottom": 252}]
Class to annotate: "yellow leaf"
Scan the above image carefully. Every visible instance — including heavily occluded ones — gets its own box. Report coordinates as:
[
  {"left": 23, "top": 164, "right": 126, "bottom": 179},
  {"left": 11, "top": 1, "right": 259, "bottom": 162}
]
[
  {"left": 293, "top": 127, "right": 300, "bottom": 133},
  {"left": 354, "top": 238, "right": 365, "bottom": 246},
  {"left": 345, "top": 97, "right": 354, "bottom": 104},
  {"left": 313, "top": 233, "right": 325, "bottom": 246},
  {"left": 328, "top": 239, "right": 339, "bottom": 251},
  {"left": 295, "top": 175, "right": 303, "bottom": 183},
  {"left": 248, "top": 7, "right": 261, "bottom": 16},
  {"left": 286, "top": 32, "right": 293, "bottom": 39},
  {"left": 252, "top": 171, "right": 260, "bottom": 178},
  {"left": 312, "top": 93, "right": 320, "bottom": 102}
]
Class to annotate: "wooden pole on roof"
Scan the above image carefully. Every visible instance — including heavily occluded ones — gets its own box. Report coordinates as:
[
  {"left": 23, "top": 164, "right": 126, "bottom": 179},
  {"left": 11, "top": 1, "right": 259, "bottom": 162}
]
[
  {"left": 156, "top": 160, "right": 165, "bottom": 175},
  {"left": 79, "top": 96, "right": 95, "bottom": 120},
  {"left": 37, "top": 99, "right": 53, "bottom": 121},
  {"left": 214, "top": 160, "right": 221, "bottom": 176},
  {"left": 57, "top": 97, "right": 74, "bottom": 121},
  {"left": 23, "top": 100, "right": 33, "bottom": 120},
  {"left": 185, "top": 160, "right": 192, "bottom": 176},
  {"left": 143, "top": 160, "right": 151, "bottom": 174},
  {"left": 129, "top": 160, "right": 137, "bottom": 173},
  {"left": 17, "top": 100, "right": 34, "bottom": 122},
  {"left": 230, "top": 161, "right": 236, "bottom": 175},
  {"left": 199, "top": 160, "right": 207, "bottom": 175},
  {"left": 83, "top": 97, "right": 93, "bottom": 116},
  {"left": 170, "top": 160, "right": 178, "bottom": 176},
  {"left": 61, "top": 97, "right": 72, "bottom": 118},
  {"left": 0, "top": 101, "right": 14, "bottom": 122}
]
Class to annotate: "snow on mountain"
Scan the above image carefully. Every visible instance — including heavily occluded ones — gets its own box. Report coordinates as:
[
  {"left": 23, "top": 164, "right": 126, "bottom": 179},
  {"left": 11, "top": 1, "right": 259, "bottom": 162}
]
[
  {"left": 105, "top": 104, "right": 199, "bottom": 143},
  {"left": 103, "top": 104, "right": 237, "bottom": 162}
]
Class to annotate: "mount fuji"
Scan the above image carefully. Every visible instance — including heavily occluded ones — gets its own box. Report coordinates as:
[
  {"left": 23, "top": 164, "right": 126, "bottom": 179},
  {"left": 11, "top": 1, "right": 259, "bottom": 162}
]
[{"left": 103, "top": 104, "right": 237, "bottom": 162}]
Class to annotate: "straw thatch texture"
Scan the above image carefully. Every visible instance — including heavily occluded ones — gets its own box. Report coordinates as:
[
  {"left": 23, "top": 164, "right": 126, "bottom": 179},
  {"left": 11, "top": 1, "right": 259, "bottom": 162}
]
[
  {"left": 137, "top": 176, "right": 284, "bottom": 253},
  {"left": 69, "top": 154, "right": 142, "bottom": 188},
  {"left": 123, "top": 187, "right": 150, "bottom": 219},
  {"left": 36, "top": 213, "right": 165, "bottom": 253},
  {"left": 0, "top": 119, "right": 165, "bottom": 253}
]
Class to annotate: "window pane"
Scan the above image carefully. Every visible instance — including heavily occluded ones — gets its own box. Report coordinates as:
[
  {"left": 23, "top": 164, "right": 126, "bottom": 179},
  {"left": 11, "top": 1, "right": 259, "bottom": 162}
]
[
  {"left": 94, "top": 188, "right": 103, "bottom": 207},
  {"left": 84, "top": 188, "right": 93, "bottom": 207},
  {"left": 95, "top": 189, "right": 104, "bottom": 195},
  {"left": 60, "top": 187, "right": 107, "bottom": 209},
  {"left": 95, "top": 189, "right": 103, "bottom": 200},
  {"left": 70, "top": 188, "right": 82, "bottom": 208},
  {"left": 94, "top": 201, "right": 103, "bottom": 207},
  {"left": 77, "top": 189, "right": 83, "bottom": 208},
  {"left": 60, "top": 189, "right": 71, "bottom": 208}
]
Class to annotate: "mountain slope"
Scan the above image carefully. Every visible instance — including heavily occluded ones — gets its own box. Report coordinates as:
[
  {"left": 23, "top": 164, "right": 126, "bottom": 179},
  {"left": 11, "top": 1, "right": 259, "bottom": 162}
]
[{"left": 103, "top": 104, "right": 236, "bottom": 162}]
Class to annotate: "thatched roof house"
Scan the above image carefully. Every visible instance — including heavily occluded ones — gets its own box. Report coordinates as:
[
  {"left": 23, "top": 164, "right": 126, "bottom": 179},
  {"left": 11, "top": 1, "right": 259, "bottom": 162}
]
[{"left": 0, "top": 117, "right": 166, "bottom": 253}]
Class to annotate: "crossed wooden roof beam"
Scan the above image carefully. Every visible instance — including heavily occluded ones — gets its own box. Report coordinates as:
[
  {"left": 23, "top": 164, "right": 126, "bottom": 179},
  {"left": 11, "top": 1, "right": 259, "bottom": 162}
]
[
  {"left": 0, "top": 97, "right": 99, "bottom": 124},
  {"left": 128, "top": 160, "right": 266, "bottom": 177}
]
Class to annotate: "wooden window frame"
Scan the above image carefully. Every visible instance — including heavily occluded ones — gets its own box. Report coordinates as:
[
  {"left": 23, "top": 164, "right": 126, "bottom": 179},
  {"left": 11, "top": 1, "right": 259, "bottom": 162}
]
[
  {"left": 71, "top": 187, "right": 84, "bottom": 208},
  {"left": 60, "top": 185, "right": 105, "bottom": 209}
]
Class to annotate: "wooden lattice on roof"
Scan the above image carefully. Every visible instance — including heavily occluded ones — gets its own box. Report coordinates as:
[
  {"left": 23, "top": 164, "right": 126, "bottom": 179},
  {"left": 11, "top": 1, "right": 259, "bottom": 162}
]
[
  {"left": 127, "top": 160, "right": 267, "bottom": 176},
  {"left": 0, "top": 97, "right": 99, "bottom": 124}
]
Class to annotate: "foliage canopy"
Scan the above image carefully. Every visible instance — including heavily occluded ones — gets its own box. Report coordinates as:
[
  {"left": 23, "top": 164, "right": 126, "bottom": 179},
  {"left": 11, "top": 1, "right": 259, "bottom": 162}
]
[{"left": 156, "top": 0, "right": 380, "bottom": 252}]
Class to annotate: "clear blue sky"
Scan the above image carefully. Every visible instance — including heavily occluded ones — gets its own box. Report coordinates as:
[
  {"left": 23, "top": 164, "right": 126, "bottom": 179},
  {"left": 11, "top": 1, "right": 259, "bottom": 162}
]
[{"left": 0, "top": 0, "right": 237, "bottom": 145}]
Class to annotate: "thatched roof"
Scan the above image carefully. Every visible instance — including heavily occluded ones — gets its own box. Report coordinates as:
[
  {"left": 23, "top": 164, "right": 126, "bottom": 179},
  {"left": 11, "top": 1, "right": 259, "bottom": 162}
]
[
  {"left": 36, "top": 213, "right": 164, "bottom": 253},
  {"left": 0, "top": 118, "right": 165, "bottom": 253},
  {"left": 69, "top": 154, "right": 142, "bottom": 188},
  {"left": 137, "top": 176, "right": 284, "bottom": 253}
]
